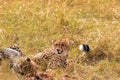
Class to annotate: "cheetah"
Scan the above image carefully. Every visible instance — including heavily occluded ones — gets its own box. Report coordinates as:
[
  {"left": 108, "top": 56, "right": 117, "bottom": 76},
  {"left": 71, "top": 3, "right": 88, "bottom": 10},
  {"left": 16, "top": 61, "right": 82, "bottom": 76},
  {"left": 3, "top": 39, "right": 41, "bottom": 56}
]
[
  {"left": 10, "top": 56, "right": 37, "bottom": 77},
  {"left": 33, "top": 39, "right": 70, "bottom": 71}
]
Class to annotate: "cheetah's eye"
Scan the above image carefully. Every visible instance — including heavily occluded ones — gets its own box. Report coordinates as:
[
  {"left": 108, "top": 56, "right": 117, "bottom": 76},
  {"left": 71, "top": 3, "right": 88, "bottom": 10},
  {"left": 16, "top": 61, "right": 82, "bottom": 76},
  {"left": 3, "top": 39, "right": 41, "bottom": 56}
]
[{"left": 55, "top": 44, "right": 58, "bottom": 46}]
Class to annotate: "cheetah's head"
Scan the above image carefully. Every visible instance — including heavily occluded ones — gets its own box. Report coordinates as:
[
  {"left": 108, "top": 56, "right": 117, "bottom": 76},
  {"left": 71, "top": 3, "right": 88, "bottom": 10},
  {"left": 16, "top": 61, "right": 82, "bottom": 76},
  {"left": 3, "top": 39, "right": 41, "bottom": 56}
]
[
  {"left": 52, "top": 39, "right": 70, "bottom": 55},
  {"left": 12, "top": 57, "right": 36, "bottom": 76}
]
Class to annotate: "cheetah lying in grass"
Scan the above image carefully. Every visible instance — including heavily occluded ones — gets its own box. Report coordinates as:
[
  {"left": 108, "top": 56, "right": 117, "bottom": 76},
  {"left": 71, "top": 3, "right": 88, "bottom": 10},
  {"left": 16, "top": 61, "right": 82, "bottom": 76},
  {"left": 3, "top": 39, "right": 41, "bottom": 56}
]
[
  {"left": 33, "top": 39, "right": 70, "bottom": 71},
  {"left": 9, "top": 56, "right": 54, "bottom": 80},
  {"left": 9, "top": 56, "right": 38, "bottom": 78}
]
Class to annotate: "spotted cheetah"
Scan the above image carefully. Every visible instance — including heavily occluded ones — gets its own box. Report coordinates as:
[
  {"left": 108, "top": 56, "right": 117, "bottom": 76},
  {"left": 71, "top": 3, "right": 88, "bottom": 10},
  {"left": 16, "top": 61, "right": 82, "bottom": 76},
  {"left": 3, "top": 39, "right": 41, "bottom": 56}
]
[
  {"left": 33, "top": 39, "right": 70, "bottom": 71},
  {"left": 10, "top": 56, "right": 37, "bottom": 77}
]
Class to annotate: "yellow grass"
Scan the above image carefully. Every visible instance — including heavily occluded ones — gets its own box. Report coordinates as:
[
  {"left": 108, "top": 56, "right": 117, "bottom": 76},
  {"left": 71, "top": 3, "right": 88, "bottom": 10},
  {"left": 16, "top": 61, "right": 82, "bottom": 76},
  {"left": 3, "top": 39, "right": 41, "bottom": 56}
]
[{"left": 0, "top": 0, "right": 120, "bottom": 80}]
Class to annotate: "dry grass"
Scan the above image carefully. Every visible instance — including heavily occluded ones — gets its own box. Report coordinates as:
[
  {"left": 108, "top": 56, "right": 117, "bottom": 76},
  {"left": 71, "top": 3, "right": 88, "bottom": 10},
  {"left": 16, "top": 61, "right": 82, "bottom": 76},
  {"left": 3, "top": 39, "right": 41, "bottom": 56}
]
[{"left": 0, "top": 0, "right": 120, "bottom": 80}]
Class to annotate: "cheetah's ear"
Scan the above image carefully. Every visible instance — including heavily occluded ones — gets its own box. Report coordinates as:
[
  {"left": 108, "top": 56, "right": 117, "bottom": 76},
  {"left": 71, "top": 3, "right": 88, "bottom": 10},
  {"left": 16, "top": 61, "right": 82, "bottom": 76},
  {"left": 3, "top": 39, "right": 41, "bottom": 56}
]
[
  {"left": 26, "top": 57, "right": 31, "bottom": 62},
  {"left": 63, "top": 39, "right": 71, "bottom": 45}
]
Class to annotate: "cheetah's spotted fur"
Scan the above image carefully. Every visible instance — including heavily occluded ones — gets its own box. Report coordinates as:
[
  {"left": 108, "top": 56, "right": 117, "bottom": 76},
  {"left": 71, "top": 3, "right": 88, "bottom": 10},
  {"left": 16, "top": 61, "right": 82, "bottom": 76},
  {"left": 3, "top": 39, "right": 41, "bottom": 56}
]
[{"left": 33, "top": 39, "right": 70, "bottom": 71}]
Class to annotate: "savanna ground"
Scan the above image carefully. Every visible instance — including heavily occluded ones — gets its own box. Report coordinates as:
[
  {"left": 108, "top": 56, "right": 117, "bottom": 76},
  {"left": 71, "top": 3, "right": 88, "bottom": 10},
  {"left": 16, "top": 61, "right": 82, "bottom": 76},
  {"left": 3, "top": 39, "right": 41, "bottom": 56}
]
[{"left": 0, "top": 0, "right": 120, "bottom": 80}]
